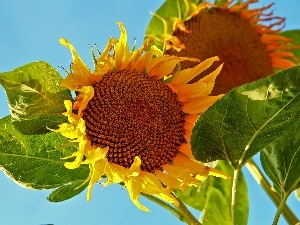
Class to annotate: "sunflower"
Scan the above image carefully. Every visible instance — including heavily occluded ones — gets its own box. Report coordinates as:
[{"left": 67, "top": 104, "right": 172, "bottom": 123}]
[
  {"left": 53, "top": 22, "right": 228, "bottom": 212},
  {"left": 147, "top": 0, "right": 299, "bottom": 95}
]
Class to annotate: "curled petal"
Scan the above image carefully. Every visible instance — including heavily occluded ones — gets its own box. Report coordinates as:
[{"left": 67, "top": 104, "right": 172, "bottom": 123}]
[{"left": 73, "top": 86, "right": 94, "bottom": 117}]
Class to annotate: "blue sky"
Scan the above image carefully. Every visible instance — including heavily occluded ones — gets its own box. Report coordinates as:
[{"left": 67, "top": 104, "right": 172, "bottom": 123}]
[{"left": 0, "top": 0, "right": 299, "bottom": 225}]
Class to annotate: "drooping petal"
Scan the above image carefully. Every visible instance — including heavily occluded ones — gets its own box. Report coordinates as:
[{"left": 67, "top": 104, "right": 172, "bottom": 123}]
[
  {"left": 64, "top": 136, "right": 88, "bottom": 169},
  {"left": 126, "top": 177, "right": 150, "bottom": 212},
  {"left": 87, "top": 159, "right": 107, "bottom": 201},
  {"left": 155, "top": 170, "right": 184, "bottom": 190}
]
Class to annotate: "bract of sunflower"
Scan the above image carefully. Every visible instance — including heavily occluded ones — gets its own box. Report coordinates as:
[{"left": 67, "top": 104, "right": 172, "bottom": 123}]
[
  {"left": 146, "top": 0, "right": 299, "bottom": 95},
  {"left": 52, "top": 22, "right": 229, "bottom": 212}
]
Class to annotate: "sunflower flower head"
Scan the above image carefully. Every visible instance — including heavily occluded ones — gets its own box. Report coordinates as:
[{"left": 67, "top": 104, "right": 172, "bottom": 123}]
[
  {"left": 54, "top": 22, "right": 228, "bottom": 212},
  {"left": 148, "top": 0, "right": 299, "bottom": 95}
]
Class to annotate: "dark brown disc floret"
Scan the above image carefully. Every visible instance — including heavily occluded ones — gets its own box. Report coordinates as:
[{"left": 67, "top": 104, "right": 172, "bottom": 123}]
[
  {"left": 166, "top": 7, "right": 273, "bottom": 95},
  {"left": 82, "top": 70, "right": 185, "bottom": 172}
]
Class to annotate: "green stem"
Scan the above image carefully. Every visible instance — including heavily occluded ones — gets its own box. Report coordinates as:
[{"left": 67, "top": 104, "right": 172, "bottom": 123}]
[
  {"left": 173, "top": 193, "right": 202, "bottom": 225},
  {"left": 141, "top": 193, "right": 186, "bottom": 223},
  {"left": 246, "top": 159, "right": 299, "bottom": 225},
  {"left": 231, "top": 168, "right": 240, "bottom": 225},
  {"left": 272, "top": 192, "right": 290, "bottom": 225}
]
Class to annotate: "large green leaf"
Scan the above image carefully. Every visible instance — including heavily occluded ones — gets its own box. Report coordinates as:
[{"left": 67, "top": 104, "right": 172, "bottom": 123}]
[
  {"left": 145, "top": 0, "right": 201, "bottom": 50},
  {"left": 0, "top": 61, "right": 72, "bottom": 134},
  {"left": 191, "top": 66, "right": 300, "bottom": 168},
  {"left": 176, "top": 161, "right": 249, "bottom": 225},
  {"left": 280, "top": 30, "right": 300, "bottom": 62},
  {"left": 261, "top": 123, "right": 300, "bottom": 197},
  {"left": 0, "top": 115, "right": 89, "bottom": 200},
  {"left": 201, "top": 187, "right": 231, "bottom": 225}
]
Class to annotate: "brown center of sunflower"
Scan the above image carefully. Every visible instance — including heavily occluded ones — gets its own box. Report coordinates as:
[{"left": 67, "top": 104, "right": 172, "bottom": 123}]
[
  {"left": 82, "top": 70, "right": 185, "bottom": 172},
  {"left": 166, "top": 7, "right": 273, "bottom": 95}
]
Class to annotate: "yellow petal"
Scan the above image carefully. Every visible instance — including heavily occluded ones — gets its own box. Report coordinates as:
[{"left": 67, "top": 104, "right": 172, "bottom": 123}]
[
  {"left": 84, "top": 146, "right": 109, "bottom": 163},
  {"left": 173, "top": 154, "right": 207, "bottom": 173},
  {"left": 182, "top": 95, "right": 224, "bottom": 114},
  {"left": 87, "top": 160, "right": 107, "bottom": 201},
  {"left": 163, "top": 164, "right": 199, "bottom": 186},
  {"left": 63, "top": 100, "right": 80, "bottom": 124},
  {"left": 60, "top": 38, "right": 96, "bottom": 90},
  {"left": 146, "top": 56, "right": 198, "bottom": 77},
  {"left": 96, "top": 37, "right": 118, "bottom": 72},
  {"left": 179, "top": 143, "right": 193, "bottom": 158},
  {"left": 155, "top": 170, "right": 184, "bottom": 190},
  {"left": 153, "top": 192, "right": 179, "bottom": 207},
  {"left": 54, "top": 123, "right": 78, "bottom": 139},
  {"left": 105, "top": 162, "right": 126, "bottom": 183},
  {"left": 127, "top": 156, "right": 142, "bottom": 176},
  {"left": 184, "top": 114, "right": 199, "bottom": 124},
  {"left": 64, "top": 151, "right": 84, "bottom": 169},
  {"left": 171, "top": 56, "right": 219, "bottom": 86},
  {"left": 197, "top": 63, "right": 223, "bottom": 86},
  {"left": 114, "top": 22, "right": 130, "bottom": 71},
  {"left": 74, "top": 86, "right": 94, "bottom": 117},
  {"left": 209, "top": 167, "right": 231, "bottom": 179},
  {"left": 127, "top": 37, "right": 154, "bottom": 71},
  {"left": 64, "top": 136, "right": 87, "bottom": 169},
  {"left": 175, "top": 64, "right": 223, "bottom": 99},
  {"left": 140, "top": 171, "right": 163, "bottom": 188},
  {"left": 126, "top": 177, "right": 150, "bottom": 212},
  {"left": 176, "top": 82, "right": 208, "bottom": 101}
]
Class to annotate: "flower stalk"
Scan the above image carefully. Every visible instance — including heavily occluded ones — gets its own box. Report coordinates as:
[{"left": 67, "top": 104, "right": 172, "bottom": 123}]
[
  {"left": 231, "top": 169, "right": 240, "bottom": 225},
  {"left": 246, "top": 159, "right": 299, "bottom": 225},
  {"left": 173, "top": 193, "right": 202, "bottom": 225},
  {"left": 141, "top": 193, "right": 186, "bottom": 223}
]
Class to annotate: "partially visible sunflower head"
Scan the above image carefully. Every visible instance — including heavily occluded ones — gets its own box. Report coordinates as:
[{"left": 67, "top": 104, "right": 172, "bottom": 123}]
[
  {"left": 54, "top": 22, "right": 229, "bottom": 212},
  {"left": 147, "top": 0, "right": 299, "bottom": 95}
]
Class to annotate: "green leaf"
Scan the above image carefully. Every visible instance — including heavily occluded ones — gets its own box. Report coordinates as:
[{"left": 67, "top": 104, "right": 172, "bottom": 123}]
[
  {"left": 201, "top": 187, "right": 231, "bottom": 225},
  {"left": 145, "top": 0, "right": 201, "bottom": 50},
  {"left": 0, "top": 61, "right": 72, "bottom": 134},
  {"left": 280, "top": 30, "right": 300, "bottom": 62},
  {"left": 47, "top": 180, "right": 89, "bottom": 202},
  {"left": 0, "top": 115, "right": 89, "bottom": 200},
  {"left": 176, "top": 161, "right": 249, "bottom": 225},
  {"left": 191, "top": 66, "right": 300, "bottom": 168},
  {"left": 260, "top": 123, "right": 300, "bottom": 197}
]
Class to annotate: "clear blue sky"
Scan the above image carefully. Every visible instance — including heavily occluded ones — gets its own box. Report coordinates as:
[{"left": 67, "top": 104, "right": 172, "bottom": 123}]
[{"left": 0, "top": 1, "right": 299, "bottom": 225}]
